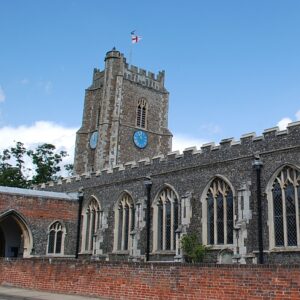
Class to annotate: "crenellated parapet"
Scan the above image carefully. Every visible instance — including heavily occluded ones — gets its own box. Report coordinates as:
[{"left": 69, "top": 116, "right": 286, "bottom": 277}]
[
  {"left": 36, "top": 121, "right": 300, "bottom": 191},
  {"left": 88, "top": 50, "right": 166, "bottom": 92},
  {"left": 123, "top": 63, "right": 166, "bottom": 92}
]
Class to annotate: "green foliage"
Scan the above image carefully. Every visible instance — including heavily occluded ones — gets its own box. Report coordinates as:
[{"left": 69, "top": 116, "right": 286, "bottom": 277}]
[
  {"left": 64, "top": 163, "right": 74, "bottom": 177},
  {"left": 27, "top": 143, "right": 68, "bottom": 184},
  {"left": 181, "top": 234, "right": 208, "bottom": 263},
  {"left": 0, "top": 142, "right": 28, "bottom": 188},
  {"left": 0, "top": 141, "right": 73, "bottom": 188}
]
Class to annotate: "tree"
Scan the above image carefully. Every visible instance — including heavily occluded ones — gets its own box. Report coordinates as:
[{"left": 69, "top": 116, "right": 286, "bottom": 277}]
[
  {"left": 0, "top": 142, "right": 28, "bottom": 188},
  {"left": 27, "top": 143, "right": 68, "bottom": 184},
  {"left": 64, "top": 163, "right": 74, "bottom": 177},
  {"left": 0, "top": 142, "right": 73, "bottom": 188}
]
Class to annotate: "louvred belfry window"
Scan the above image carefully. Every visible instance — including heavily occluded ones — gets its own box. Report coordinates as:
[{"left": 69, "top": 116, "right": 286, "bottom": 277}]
[
  {"left": 136, "top": 98, "right": 147, "bottom": 129},
  {"left": 272, "top": 166, "right": 300, "bottom": 247},
  {"left": 206, "top": 178, "right": 234, "bottom": 245}
]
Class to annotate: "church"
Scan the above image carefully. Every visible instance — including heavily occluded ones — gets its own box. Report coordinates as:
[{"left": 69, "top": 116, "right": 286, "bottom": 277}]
[{"left": 1, "top": 48, "right": 300, "bottom": 265}]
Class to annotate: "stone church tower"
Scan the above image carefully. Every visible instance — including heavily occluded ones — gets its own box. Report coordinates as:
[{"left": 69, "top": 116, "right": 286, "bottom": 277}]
[{"left": 74, "top": 48, "right": 172, "bottom": 174}]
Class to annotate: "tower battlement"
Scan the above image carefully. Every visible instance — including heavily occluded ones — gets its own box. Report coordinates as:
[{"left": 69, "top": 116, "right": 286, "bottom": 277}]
[
  {"left": 89, "top": 49, "right": 166, "bottom": 92},
  {"left": 123, "top": 65, "right": 165, "bottom": 91}
]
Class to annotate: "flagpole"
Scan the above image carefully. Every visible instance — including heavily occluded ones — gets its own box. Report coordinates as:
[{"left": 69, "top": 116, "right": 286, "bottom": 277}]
[
  {"left": 129, "top": 42, "right": 133, "bottom": 65},
  {"left": 129, "top": 30, "right": 142, "bottom": 66},
  {"left": 129, "top": 30, "right": 135, "bottom": 65}
]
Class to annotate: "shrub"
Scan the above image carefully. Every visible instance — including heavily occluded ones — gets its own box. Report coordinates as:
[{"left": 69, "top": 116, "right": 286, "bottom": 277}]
[{"left": 181, "top": 234, "right": 207, "bottom": 263}]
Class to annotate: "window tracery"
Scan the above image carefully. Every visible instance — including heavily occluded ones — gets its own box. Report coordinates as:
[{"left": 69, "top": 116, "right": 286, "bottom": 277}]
[
  {"left": 271, "top": 166, "right": 300, "bottom": 247},
  {"left": 83, "top": 198, "right": 102, "bottom": 252},
  {"left": 47, "top": 221, "right": 65, "bottom": 255},
  {"left": 154, "top": 187, "right": 179, "bottom": 251},
  {"left": 206, "top": 178, "right": 234, "bottom": 246},
  {"left": 115, "top": 193, "right": 135, "bottom": 251}
]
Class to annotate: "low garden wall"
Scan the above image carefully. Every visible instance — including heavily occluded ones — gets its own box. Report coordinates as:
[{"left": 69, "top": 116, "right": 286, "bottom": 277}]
[{"left": 0, "top": 258, "right": 299, "bottom": 299}]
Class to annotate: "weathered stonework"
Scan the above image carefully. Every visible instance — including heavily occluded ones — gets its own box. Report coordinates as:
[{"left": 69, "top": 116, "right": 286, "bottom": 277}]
[
  {"left": 74, "top": 49, "right": 172, "bottom": 174},
  {"left": 41, "top": 121, "right": 300, "bottom": 264}
]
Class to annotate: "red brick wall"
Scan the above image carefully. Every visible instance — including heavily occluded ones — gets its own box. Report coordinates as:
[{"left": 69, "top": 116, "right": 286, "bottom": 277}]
[
  {"left": 1, "top": 259, "right": 300, "bottom": 300},
  {"left": 0, "top": 193, "right": 78, "bottom": 221}
]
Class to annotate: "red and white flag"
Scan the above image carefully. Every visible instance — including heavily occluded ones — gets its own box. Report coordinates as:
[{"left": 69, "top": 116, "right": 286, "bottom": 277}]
[{"left": 131, "top": 31, "right": 142, "bottom": 44}]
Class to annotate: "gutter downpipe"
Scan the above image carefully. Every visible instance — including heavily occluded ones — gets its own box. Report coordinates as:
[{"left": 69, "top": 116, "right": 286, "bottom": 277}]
[{"left": 75, "top": 190, "right": 84, "bottom": 259}]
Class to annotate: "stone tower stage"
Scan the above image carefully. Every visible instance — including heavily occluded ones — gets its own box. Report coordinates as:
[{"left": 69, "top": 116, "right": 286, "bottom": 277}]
[{"left": 74, "top": 48, "right": 172, "bottom": 174}]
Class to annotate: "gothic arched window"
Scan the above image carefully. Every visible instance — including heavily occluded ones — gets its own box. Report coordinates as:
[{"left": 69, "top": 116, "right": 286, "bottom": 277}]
[
  {"left": 83, "top": 198, "right": 102, "bottom": 252},
  {"left": 136, "top": 98, "right": 147, "bottom": 129},
  {"left": 115, "top": 193, "right": 135, "bottom": 251},
  {"left": 47, "top": 221, "right": 65, "bottom": 255},
  {"left": 271, "top": 166, "right": 300, "bottom": 247},
  {"left": 154, "top": 187, "right": 179, "bottom": 251},
  {"left": 206, "top": 178, "right": 234, "bottom": 245}
]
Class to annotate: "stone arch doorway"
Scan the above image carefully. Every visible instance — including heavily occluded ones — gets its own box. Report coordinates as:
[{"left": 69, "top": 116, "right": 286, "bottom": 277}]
[{"left": 0, "top": 210, "right": 33, "bottom": 258}]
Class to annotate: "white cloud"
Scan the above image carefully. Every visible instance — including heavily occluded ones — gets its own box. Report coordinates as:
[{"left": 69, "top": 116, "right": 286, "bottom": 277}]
[
  {"left": 277, "top": 109, "right": 300, "bottom": 130},
  {"left": 172, "top": 134, "right": 207, "bottom": 153},
  {"left": 0, "top": 121, "right": 77, "bottom": 177},
  {"left": 0, "top": 86, "right": 5, "bottom": 103},
  {"left": 277, "top": 117, "right": 292, "bottom": 130}
]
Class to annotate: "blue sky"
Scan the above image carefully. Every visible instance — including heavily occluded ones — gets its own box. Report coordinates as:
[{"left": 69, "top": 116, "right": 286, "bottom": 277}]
[{"left": 0, "top": 0, "right": 300, "bottom": 159}]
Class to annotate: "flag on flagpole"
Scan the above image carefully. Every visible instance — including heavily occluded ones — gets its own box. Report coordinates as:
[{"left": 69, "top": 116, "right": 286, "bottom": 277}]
[
  {"left": 131, "top": 30, "right": 142, "bottom": 44},
  {"left": 131, "top": 35, "right": 142, "bottom": 43}
]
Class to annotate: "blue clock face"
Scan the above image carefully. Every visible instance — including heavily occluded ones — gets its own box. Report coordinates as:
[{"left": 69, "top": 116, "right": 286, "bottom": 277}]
[
  {"left": 133, "top": 130, "right": 148, "bottom": 149},
  {"left": 89, "top": 131, "right": 98, "bottom": 149}
]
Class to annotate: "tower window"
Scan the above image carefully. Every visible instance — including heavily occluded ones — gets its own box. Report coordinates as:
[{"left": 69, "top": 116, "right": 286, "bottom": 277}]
[{"left": 136, "top": 98, "right": 147, "bottom": 129}]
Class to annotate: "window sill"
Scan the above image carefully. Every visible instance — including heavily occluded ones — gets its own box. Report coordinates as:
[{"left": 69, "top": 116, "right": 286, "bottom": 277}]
[
  {"left": 152, "top": 250, "right": 176, "bottom": 255},
  {"left": 206, "top": 245, "right": 235, "bottom": 250},
  {"left": 112, "top": 250, "right": 130, "bottom": 255},
  {"left": 79, "top": 251, "right": 93, "bottom": 255},
  {"left": 269, "top": 247, "right": 300, "bottom": 253}
]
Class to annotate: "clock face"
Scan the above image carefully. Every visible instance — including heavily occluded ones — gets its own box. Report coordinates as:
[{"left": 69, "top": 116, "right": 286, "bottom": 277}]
[
  {"left": 89, "top": 131, "right": 98, "bottom": 149},
  {"left": 133, "top": 130, "right": 148, "bottom": 149}
]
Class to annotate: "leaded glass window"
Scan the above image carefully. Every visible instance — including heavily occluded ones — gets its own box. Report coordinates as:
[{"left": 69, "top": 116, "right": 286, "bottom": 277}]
[
  {"left": 48, "top": 231, "right": 55, "bottom": 254},
  {"left": 47, "top": 221, "right": 64, "bottom": 255},
  {"left": 157, "top": 201, "right": 163, "bottom": 250},
  {"left": 84, "top": 198, "right": 102, "bottom": 252},
  {"left": 116, "top": 193, "right": 135, "bottom": 251},
  {"left": 155, "top": 187, "right": 179, "bottom": 251},
  {"left": 272, "top": 166, "right": 300, "bottom": 247},
  {"left": 206, "top": 178, "right": 234, "bottom": 246}
]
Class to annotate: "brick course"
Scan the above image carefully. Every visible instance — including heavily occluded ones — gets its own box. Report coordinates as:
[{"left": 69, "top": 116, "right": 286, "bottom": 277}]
[
  {"left": 1, "top": 258, "right": 300, "bottom": 299},
  {"left": 0, "top": 190, "right": 79, "bottom": 256}
]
